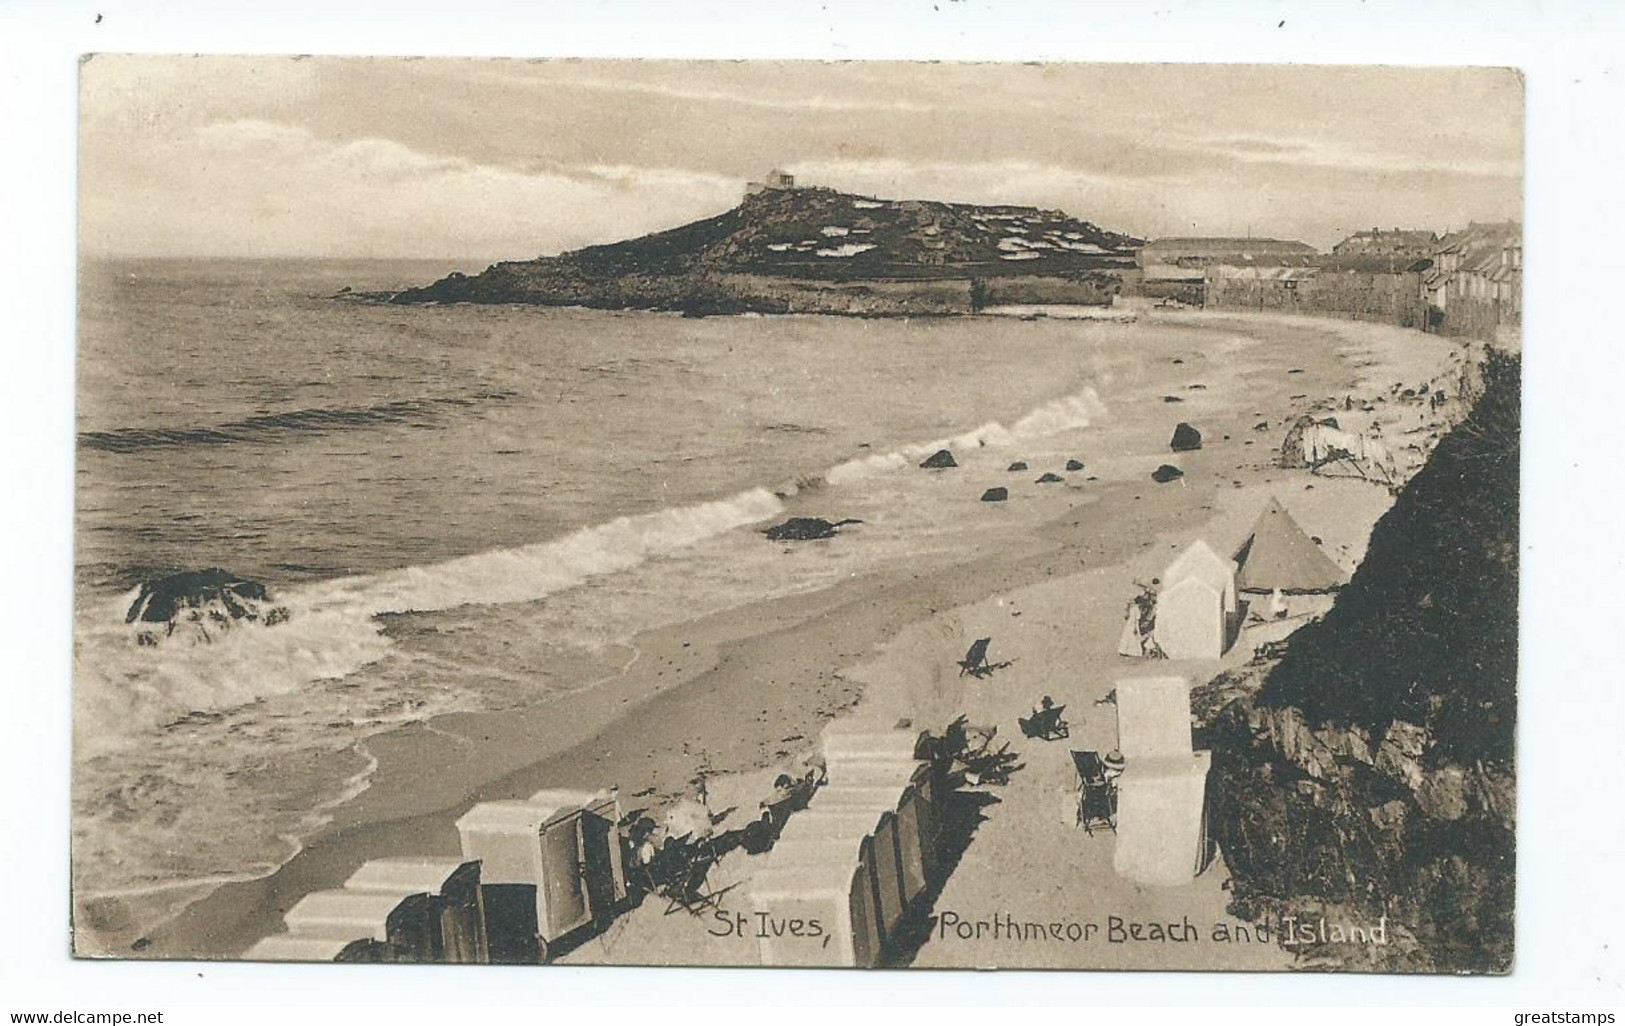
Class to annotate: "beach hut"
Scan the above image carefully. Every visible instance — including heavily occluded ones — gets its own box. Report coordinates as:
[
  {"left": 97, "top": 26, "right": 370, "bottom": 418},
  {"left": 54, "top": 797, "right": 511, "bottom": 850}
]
[
  {"left": 1233, "top": 498, "right": 1349, "bottom": 594},
  {"left": 894, "top": 779, "right": 937, "bottom": 899},
  {"left": 272, "top": 889, "right": 421, "bottom": 963},
  {"left": 243, "top": 928, "right": 391, "bottom": 964},
  {"left": 1153, "top": 575, "right": 1228, "bottom": 660},
  {"left": 870, "top": 811, "right": 909, "bottom": 935},
  {"left": 453, "top": 788, "right": 625, "bottom": 962},
  {"left": 1110, "top": 677, "right": 1211, "bottom": 887},
  {"left": 343, "top": 857, "right": 488, "bottom": 964},
  {"left": 810, "top": 762, "right": 937, "bottom": 886},
  {"left": 820, "top": 719, "right": 926, "bottom": 781},
  {"left": 1163, "top": 539, "right": 1238, "bottom": 616},
  {"left": 750, "top": 855, "right": 884, "bottom": 968}
]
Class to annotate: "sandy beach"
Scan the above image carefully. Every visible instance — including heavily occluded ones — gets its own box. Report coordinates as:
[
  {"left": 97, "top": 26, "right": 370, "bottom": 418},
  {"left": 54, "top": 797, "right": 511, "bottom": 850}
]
[{"left": 122, "top": 310, "right": 1464, "bottom": 967}]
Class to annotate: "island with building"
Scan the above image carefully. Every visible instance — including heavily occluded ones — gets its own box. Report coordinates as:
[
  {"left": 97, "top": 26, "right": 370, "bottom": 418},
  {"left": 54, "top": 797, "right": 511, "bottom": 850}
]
[{"left": 386, "top": 172, "right": 1521, "bottom": 344}]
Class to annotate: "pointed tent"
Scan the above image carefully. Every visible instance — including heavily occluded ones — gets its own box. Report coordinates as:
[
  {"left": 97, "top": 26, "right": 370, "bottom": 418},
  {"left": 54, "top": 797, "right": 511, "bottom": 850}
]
[{"left": 1233, "top": 498, "right": 1349, "bottom": 593}]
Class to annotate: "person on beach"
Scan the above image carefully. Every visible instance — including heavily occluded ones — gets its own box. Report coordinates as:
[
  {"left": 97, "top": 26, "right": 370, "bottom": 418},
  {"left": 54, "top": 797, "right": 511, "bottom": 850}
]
[{"left": 1123, "top": 579, "right": 1165, "bottom": 658}]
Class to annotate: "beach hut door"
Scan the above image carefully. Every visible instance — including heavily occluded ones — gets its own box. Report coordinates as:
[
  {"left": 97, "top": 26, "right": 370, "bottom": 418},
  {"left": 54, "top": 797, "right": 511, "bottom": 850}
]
[{"left": 539, "top": 815, "right": 592, "bottom": 939}]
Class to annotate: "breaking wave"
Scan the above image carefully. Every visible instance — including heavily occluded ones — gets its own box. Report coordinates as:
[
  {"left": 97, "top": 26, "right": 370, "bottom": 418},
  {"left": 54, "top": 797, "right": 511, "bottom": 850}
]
[
  {"left": 78, "top": 383, "right": 1107, "bottom": 735},
  {"left": 79, "top": 389, "right": 518, "bottom": 453},
  {"left": 76, "top": 487, "right": 789, "bottom": 740},
  {"left": 821, "top": 385, "right": 1104, "bottom": 488}
]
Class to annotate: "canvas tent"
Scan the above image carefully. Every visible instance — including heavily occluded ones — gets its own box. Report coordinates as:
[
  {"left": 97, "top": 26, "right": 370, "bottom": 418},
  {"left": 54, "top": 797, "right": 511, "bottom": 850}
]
[
  {"left": 1110, "top": 677, "right": 1212, "bottom": 887},
  {"left": 1233, "top": 497, "right": 1349, "bottom": 594}
]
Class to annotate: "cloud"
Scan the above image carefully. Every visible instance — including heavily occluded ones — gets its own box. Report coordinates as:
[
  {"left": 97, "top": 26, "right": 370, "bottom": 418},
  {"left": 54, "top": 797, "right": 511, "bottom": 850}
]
[
  {"left": 76, "top": 58, "right": 1524, "bottom": 257},
  {"left": 788, "top": 157, "right": 1164, "bottom": 205},
  {"left": 1175, "top": 131, "right": 1522, "bottom": 180},
  {"left": 465, "top": 62, "right": 941, "bottom": 114},
  {"left": 533, "top": 74, "right": 938, "bottom": 113},
  {"left": 81, "top": 119, "right": 744, "bottom": 259}
]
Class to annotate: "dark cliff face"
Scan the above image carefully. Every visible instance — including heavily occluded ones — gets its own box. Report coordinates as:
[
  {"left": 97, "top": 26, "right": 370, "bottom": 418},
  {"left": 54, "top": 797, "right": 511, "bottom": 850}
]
[
  {"left": 1261, "top": 350, "right": 1519, "bottom": 765},
  {"left": 389, "top": 186, "right": 1143, "bottom": 311},
  {"left": 1198, "top": 351, "right": 1519, "bottom": 974}
]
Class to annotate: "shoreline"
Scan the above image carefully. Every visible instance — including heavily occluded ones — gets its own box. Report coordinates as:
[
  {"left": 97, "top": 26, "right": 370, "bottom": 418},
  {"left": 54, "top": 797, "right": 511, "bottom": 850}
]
[{"left": 96, "top": 310, "right": 1461, "bottom": 964}]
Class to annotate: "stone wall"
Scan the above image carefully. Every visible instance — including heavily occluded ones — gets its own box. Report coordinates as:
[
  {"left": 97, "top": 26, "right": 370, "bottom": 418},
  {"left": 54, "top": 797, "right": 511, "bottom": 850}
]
[
  {"left": 1206, "top": 270, "right": 1427, "bottom": 328},
  {"left": 709, "top": 273, "right": 975, "bottom": 316}
]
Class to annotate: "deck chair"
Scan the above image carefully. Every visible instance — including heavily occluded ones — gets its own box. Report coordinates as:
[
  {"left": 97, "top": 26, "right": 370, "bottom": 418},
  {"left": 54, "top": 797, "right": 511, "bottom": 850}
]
[
  {"left": 655, "top": 835, "right": 725, "bottom": 917},
  {"left": 963, "top": 740, "right": 1021, "bottom": 786},
  {"left": 759, "top": 773, "right": 819, "bottom": 836},
  {"left": 1072, "top": 750, "right": 1118, "bottom": 834},
  {"left": 1018, "top": 703, "right": 1070, "bottom": 741},
  {"left": 958, "top": 638, "right": 993, "bottom": 677}
]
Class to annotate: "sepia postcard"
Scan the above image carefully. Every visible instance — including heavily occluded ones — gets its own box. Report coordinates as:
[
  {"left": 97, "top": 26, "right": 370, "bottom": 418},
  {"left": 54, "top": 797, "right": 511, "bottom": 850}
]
[{"left": 73, "top": 56, "right": 1520, "bottom": 973}]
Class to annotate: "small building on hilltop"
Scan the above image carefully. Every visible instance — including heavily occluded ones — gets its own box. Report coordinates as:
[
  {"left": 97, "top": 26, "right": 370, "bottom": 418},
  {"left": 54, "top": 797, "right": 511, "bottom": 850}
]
[
  {"left": 1332, "top": 227, "right": 1439, "bottom": 259},
  {"left": 745, "top": 169, "right": 797, "bottom": 197}
]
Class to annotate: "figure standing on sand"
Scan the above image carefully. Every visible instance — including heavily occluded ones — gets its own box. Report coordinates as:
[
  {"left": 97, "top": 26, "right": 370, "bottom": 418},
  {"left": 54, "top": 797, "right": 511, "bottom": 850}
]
[{"left": 1118, "top": 579, "right": 1166, "bottom": 658}]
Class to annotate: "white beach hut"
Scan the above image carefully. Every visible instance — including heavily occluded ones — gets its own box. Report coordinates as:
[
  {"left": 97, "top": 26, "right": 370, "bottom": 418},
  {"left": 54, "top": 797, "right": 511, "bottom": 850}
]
[
  {"left": 1163, "top": 538, "right": 1238, "bottom": 616},
  {"left": 1110, "top": 676, "right": 1212, "bottom": 887},
  {"left": 454, "top": 788, "right": 624, "bottom": 962},
  {"left": 1153, "top": 575, "right": 1228, "bottom": 660}
]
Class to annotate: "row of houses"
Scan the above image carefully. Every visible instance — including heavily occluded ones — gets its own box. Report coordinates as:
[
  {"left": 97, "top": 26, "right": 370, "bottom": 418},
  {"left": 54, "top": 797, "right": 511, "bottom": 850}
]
[{"left": 1131, "top": 222, "right": 1521, "bottom": 341}]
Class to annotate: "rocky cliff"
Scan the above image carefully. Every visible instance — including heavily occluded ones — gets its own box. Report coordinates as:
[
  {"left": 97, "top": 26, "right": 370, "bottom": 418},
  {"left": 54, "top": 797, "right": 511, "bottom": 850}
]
[
  {"left": 1196, "top": 349, "right": 1519, "bottom": 973},
  {"left": 389, "top": 186, "right": 1140, "bottom": 314}
]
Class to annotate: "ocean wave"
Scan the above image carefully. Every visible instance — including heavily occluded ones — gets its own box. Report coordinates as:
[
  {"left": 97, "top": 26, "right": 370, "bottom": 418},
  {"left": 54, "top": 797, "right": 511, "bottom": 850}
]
[
  {"left": 78, "top": 389, "right": 518, "bottom": 453},
  {"left": 76, "top": 487, "right": 788, "bottom": 739},
  {"left": 823, "top": 385, "right": 1104, "bottom": 488},
  {"left": 77, "top": 383, "right": 1106, "bottom": 734}
]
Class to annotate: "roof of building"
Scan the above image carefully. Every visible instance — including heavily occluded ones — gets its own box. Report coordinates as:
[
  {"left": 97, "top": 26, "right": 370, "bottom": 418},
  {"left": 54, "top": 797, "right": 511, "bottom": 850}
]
[
  {"left": 1206, "top": 254, "right": 1430, "bottom": 278},
  {"left": 1140, "top": 237, "right": 1318, "bottom": 257},
  {"left": 1334, "top": 228, "right": 1439, "bottom": 249},
  {"left": 1317, "top": 255, "right": 1434, "bottom": 274},
  {"left": 1208, "top": 265, "right": 1319, "bottom": 281},
  {"left": 1436, "top": 221, "right": 1521, "bottom": 256}
]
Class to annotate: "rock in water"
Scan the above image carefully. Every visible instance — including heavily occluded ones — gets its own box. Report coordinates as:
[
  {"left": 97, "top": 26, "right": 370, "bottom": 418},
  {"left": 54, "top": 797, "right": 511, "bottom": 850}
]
[
  {"left": 1152, "top": 464, "right": 1184, "bottom": 483},
  {"left": 763, "top": 517, "right": 862, "bottom": 541},
  {"left": 124, "top": 568, "right": 288, "bottom": 646},
  {"left": 1065, "top": 458, "right": 1085, "bottom": 472},
  {"left": 1170, "top": 422, "right": 1203, "bottom": 452},
  {"left": 1035, "top": 472, "right": 1064, "bottom": 484},
  {"left": 1007, "top": 461, "right": 1028, "bottom": 472},
  {"left": 919, "top": 449, "right": 957, "bottom": 469},
  {"left": 126, "top": 568, "right": 267, "bottom": 624},
  {"left": 980, "top": 487, "right": 1008, "bottom": 502}
]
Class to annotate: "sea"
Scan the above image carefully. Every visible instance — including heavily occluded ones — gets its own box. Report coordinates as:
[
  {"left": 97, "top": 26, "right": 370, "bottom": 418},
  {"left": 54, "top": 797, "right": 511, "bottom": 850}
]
[{"left": 72, "top": 257, "right": 1183, "bottom": 942}]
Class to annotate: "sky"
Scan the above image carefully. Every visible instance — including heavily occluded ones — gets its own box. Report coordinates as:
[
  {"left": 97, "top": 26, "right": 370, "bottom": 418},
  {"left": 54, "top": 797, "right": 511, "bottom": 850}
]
[{"left": 78, "top": 56, "right": 1524, "bottom": 260}]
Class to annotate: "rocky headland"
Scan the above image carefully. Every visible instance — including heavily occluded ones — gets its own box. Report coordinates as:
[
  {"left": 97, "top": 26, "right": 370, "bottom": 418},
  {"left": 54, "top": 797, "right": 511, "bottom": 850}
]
[{"left": 385, "top": 186, "right": 1142, "bottom": 315}]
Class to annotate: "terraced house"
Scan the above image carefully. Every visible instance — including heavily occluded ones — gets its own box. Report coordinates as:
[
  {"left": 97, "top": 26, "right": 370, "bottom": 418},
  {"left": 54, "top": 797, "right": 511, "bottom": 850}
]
[{"left": 1422, "top": 220, "right": 1522, "bottom": 341}]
